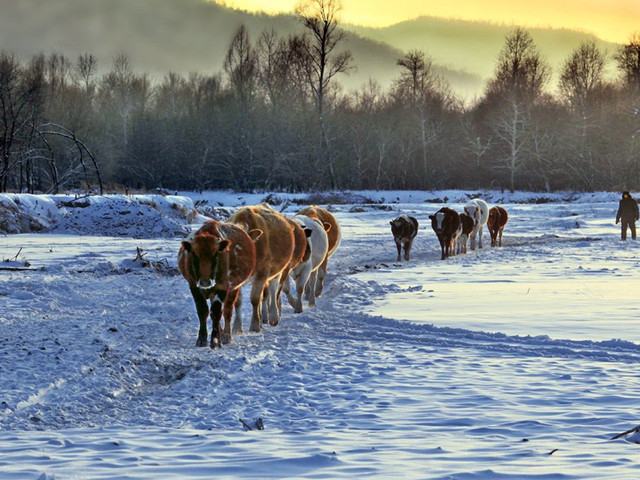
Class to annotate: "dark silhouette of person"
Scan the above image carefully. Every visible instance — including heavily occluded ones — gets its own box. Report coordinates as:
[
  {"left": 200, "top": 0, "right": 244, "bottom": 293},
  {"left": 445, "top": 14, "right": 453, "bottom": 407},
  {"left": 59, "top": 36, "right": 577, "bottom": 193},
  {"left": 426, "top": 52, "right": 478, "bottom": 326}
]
[{"left": 615, "top": 191, "right": 639, "bottom": 240}]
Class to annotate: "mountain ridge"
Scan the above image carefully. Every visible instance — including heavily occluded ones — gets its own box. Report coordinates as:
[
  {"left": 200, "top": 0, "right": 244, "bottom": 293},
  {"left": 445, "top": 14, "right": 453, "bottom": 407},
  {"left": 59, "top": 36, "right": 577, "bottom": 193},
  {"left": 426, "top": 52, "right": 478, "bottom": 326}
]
[{"left": 0, "top": 1, "right": 621, "bottom": 99}]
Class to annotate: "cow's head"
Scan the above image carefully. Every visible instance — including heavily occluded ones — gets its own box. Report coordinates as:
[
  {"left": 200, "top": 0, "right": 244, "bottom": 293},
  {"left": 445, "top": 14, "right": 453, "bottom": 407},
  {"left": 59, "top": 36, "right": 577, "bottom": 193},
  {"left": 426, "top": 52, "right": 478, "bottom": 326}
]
[
  {"left": 429, "top": 212, "right": 446, "bottom": 233},
  {"left": 464, "top": 205, "right": 480, "bottom": 226},
  {"left": 487, "top": 208, "right": 497, "bottom": 226},
  {"left": 182, "top": 235, "right": 230, "bottom": 292},
  {"left": 390, "top": 217, "right": 404, "bottom": 235}
]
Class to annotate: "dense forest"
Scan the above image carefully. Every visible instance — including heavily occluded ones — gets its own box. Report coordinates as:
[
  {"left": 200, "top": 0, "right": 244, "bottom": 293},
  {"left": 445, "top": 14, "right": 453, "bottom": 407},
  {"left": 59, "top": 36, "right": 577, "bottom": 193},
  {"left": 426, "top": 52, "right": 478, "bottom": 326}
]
[{"left": 2, "top": 2, "right": 640, "bottom": 194}]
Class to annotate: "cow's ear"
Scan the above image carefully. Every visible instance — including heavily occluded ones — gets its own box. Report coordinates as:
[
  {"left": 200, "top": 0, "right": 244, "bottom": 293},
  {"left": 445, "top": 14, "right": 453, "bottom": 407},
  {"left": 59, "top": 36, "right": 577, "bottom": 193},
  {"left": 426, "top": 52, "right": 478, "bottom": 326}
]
[
  {"left": 218, "top": 239, "right": 231, "bottom": 251},
  {"left": 323, "top": 222, "right": 332, "bottom": 232},
  {"left": 248, "top": 228, "right": 263, "bottom": 241},
  {"left": 389, "top": 220, "right": 394, "bottom": 225},
  {"left": 181, "top": 240, "right": 192, "bottom": 252},
  {"left": 304, "top": 228, "right": 313, "bottom": 238},
  {"left": 429, "top": 215, "right": 435, "bottom": 220}
]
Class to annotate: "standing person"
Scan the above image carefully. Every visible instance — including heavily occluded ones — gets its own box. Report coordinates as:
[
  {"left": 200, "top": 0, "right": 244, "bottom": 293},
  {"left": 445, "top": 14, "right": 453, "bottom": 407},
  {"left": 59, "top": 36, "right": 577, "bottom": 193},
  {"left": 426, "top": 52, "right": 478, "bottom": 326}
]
[{"left": 615, "top": 191, "right": 639, "bottom": 240}]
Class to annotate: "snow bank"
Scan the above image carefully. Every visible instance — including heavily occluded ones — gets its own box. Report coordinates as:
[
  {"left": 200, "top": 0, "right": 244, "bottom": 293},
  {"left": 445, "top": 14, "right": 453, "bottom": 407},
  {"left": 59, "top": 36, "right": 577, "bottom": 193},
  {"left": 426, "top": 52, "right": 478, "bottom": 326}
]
[
  {"left": 181, "top": 189, "right": 626, "bottom": 208},
  {"left": 0, "top": 189, "right": 628, "bottom": 237},
  {"left": 0, "top": 194, "right": 59, "bottom": 234},
  {"left": 0, "top": 194, "right": 203, "bottom": 237}
]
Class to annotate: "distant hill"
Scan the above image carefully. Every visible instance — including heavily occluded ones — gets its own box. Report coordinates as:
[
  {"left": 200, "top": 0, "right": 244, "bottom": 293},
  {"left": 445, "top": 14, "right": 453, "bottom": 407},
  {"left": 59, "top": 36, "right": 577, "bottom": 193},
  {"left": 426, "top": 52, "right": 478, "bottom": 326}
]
[
  {"left": 0, "top": 2, "right": 620, "bottom": 100},
  {"left": 346, "top": 16, "right": 621, "bottom": 96},
  {"left": 0, "top": 0, "right": 481, "bottom": 96}
]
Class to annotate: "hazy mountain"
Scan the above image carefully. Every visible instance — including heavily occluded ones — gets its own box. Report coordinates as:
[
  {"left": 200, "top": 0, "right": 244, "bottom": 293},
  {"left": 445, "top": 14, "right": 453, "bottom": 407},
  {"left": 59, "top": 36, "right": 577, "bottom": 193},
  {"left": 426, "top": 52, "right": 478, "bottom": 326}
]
[
  {"left": 0, "top": 0, "right": 480, "bottom": 96},
  {"left": 346, "top": 16, "right": 621, "bottom": 95},
  {"left": 0, "top": 1, "right": 620, "bottom": 100}
]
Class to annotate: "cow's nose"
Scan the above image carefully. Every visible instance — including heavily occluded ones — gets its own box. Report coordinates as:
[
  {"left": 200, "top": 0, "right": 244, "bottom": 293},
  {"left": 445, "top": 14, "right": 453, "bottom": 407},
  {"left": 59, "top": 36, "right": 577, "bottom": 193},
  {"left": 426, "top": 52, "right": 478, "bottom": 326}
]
[{"left": 197, "top": 279, "right": 212, "bottom": 290}]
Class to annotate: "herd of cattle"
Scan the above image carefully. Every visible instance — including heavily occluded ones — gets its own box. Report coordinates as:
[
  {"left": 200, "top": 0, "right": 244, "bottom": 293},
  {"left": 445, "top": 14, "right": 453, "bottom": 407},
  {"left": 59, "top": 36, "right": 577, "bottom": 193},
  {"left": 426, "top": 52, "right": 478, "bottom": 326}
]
[
  {"left": 178, "top": 199, "right": 508, "bottom": 349},
  {"left": 178, "top": 204, "right": 341, "bottom": 349},
  {"left": 391, "top": 198, "right": 509, "bottom": 261}
]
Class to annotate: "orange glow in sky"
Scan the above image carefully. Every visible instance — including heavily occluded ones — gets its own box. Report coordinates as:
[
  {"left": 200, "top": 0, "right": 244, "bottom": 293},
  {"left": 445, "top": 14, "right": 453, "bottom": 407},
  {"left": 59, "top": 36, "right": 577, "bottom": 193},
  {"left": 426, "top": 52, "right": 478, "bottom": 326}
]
[{"left": 219, "top": 0, "right": 639, "bottom": 44}]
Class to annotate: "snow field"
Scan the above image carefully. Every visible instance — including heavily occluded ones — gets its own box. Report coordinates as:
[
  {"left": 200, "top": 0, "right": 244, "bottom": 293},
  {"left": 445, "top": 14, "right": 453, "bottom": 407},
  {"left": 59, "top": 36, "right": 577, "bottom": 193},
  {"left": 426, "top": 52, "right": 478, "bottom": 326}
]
[{"left": 1, "top": 192, "right": 640, "bottom": 479}]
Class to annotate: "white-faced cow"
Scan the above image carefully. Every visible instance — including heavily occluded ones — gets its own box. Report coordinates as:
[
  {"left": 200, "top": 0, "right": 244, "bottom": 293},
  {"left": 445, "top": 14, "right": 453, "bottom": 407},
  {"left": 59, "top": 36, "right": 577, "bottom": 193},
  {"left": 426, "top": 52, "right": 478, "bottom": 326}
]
[
  {"left": 464, "top": 198, "right": 489, "bottom": 250},
  {"left": 456, "top": 212, "right": 475, "bottom": 254},
  {"left": 430, "top": 207, "right": 461, "bottom": 260},
  {"left": 178, "top": 220, "right": 259, "bottom": 348},
  {"left": 390, "top": 214, "right": 419, "bottom": 261},
  {"left": 283, "top": 215, "right": 329, "bottom": 313},
  {"left": 487, "top": 206, "right": 508, "bottom": 247}
]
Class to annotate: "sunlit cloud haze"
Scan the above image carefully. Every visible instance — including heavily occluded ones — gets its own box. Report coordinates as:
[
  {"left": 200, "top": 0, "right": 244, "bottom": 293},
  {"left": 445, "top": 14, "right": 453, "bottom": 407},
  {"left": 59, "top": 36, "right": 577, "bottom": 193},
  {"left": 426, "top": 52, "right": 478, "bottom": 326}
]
[{"left": 218, "top": 0, "right": 640, "bottom": 43}]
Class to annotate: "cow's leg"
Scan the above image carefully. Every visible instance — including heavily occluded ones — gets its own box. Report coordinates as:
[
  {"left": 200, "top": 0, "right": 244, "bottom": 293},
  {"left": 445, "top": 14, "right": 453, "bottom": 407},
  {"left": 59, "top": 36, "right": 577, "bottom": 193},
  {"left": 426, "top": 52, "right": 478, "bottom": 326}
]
[
  {"left": 314, "top": 256, "right": 328, "bottom": 297},
  {"left": 209, "top": 289, "right": 226, "bottom": 349},
  {"left": 470, "top": 230, "right": 477, "bottom": 250},
  {"left": 395, "top": 239, "right": 402, "bottom": 261},
  {"left": 261, "top": 284, "right": 270, "bottom": 324},
  {"left": 287, "top": 267, "right": 306, "bottom": 313},
  {"left": 232, "top": 289, "right": 243, "bottom": 335},
  {"left": 478, "top": 225, "right": 484, "bottom": 248},
  {"left": 403, "top": 239, "right": 413, "bottom": 261},
  {"left": 307, "top": 269, "right": 318, "bottom": 308},
  {"left": 267, "top": 275, "right": 282, "bottom": 327},
  {"left": 249, "top": 276, "right": 267, "bottom": 332},
  {"left": 276, "top": 268, "right": 291, "bottom": 317},
  {"left": 190, "top": 286, "right": 210, "bottom": 347},
  {"left": 498, "top": 228, "right": 503, "bottom": 247},
  {"left": 439, "top": 237, "right": 446, "bottom": 260},
  {"left": 294, "top": 263, "right": 312, "bottom": 311},
  {"left": 283, "top": 273, "right": 296, "bottom": 308},
  {"left": 222, "top": 288, "right": 239, "bottom": 345}
]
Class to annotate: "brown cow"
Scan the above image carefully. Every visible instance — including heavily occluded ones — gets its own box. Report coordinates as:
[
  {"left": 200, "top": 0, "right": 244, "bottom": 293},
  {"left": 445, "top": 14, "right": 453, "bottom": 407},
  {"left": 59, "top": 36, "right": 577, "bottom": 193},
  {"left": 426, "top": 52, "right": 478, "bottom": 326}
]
[
  {"left": 228, "top": 204, "right": 295, "bottom": 332},
  {"left": 178, "top": 220, "right": 259, "bottom": 348},
  {"left": 296, "top": 205, "right": 340, "bottom": 297},
  {"left": 265, "top": 217, "right": 311, "bottom": 321},
  {"left": 487, "top": 206, "right": 508, "bottom": 247},
  {"left": 390, "top": 215, "right": 419, "bottom": 261},
  {"left": 429, "top": 207, "right": 461, "bottom": 260}
]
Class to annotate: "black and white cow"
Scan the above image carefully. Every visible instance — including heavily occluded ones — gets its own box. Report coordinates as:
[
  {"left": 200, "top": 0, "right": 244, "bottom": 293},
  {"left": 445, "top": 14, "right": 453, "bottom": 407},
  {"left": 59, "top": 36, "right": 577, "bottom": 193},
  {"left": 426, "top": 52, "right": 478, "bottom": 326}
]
[
  {"left": 390, "top": 214, "right": 419, "bottom": 261},
  {"left": 456, "top": 212, "right": 475, "bottom": 254},
  {"left": 429, "top": 207, "right": 460, "bottom": 260}
]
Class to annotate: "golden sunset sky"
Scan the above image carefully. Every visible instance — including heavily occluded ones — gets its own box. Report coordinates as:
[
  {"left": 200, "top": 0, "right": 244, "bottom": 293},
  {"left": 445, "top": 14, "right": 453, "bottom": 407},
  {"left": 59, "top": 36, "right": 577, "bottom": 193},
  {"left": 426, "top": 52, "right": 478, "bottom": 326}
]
[{"left": 219, "top": 0, "right": 639, "bottom": 44}]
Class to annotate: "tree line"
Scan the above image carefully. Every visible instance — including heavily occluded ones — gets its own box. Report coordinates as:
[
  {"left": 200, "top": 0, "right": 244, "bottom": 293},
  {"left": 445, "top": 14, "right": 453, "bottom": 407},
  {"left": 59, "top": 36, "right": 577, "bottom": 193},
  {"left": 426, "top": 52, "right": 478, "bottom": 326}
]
[{"left": 2, "top": 0, "right": 640, "bottom": 194}]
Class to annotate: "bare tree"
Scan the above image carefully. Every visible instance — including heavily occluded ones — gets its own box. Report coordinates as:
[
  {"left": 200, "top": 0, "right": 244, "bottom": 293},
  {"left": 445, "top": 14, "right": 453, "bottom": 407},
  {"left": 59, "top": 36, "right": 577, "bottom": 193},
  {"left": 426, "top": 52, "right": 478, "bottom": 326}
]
[
  {"left": 615, "top": 33, "right": 640, "bottom": 92},
  {"left": 492, "top": 100, "right": 530, "bottom": 192},
  {"left": 394, "top": 49, "right": 449, "bottom": 184},
  {"left": 224, "top": 25, "right": 258, "bottom": 110},
  {"left": 559, "top": 41, "right": 607, "bottom": 109},
  {"left": 486, "top": 27, "right": 550, "bottom": 103},
  {"left": 0, "top": 52, "right": 45, "bottom": 192},
  {"left": 296, "top": 0, "right": 352, "bottom": 188},
  {"left": 395, "top": 50, "right": 440, "bottom": 102},
  {"left": 295, "top": 0, "right": 352, "bottom": 117},
  {"left": 76, "top": 53, "right": 98, "bottom": 93}
]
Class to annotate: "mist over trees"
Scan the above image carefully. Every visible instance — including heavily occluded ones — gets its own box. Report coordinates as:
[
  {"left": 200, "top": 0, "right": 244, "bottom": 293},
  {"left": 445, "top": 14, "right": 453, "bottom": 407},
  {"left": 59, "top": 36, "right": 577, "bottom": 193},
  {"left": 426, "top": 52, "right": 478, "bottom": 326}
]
[{"left": 1, "top": 17, "right": 640, "bottom": 194}]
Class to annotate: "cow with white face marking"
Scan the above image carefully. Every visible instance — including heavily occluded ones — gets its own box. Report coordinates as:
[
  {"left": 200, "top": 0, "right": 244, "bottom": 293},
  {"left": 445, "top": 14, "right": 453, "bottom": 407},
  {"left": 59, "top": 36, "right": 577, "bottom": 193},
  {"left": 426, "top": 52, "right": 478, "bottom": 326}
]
[
  {"left": 464, "top": 198, "right": 489, "bottom": 250},
  {"left": 429, "top": 207, "right": 461, "bottom": 260},
  {"left": 390, "top": 214, "right": 419, "bottom": 261},
  {"left": 178, "top": 220, "right": 260, "bottom": 348}
]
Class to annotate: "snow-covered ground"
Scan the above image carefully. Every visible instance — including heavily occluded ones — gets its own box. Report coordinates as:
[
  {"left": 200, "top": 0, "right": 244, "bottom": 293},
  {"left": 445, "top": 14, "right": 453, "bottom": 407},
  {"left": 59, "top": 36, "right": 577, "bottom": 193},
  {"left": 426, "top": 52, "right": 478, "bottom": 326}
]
[{"left": 1, "top": 191, "right": 640, "bottom": 479}]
